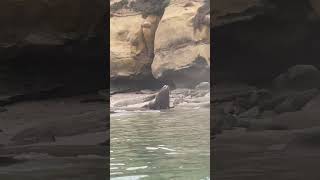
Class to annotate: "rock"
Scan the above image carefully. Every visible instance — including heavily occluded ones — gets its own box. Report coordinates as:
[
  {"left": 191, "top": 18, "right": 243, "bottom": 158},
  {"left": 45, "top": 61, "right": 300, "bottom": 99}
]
[
  {"left": 236, "top": 118, "right": 251, "bottom": 128},
  {"left": 303, "top": 94, "right": 320, "bottom": 111},
  {"left": 192, "top": 90, "right": 210, "bottom": 98},
  {"left": 0, "top": 107, "right": 7, "bottom": 113},
  {"left": 213, "top": 0, "right": 265, "bottom": 27},
  {"left": 239, "top": 106, "right": 260, "bottom": 118},
  {"left": 246, "top": 118, "right": 289, "bottom": 131},
  {"left": 249, "top": 89, "right": 272, "bottom": 106},
  {"left": 234, "top": 97, "right": 252, "bottom": 112},
  {"left": 273, "top": 65, "right": 320, "bottom": 91},
  {"left": 310, "top": 0, "right": 320, "bottom": 18},
  {"left": 173, "top": 97, "right": 184, "bottom": 106},
  {"left": 214, "top": 108, "right": 238, "bottom": 131},
  {"left": 195, "top": 82, "right": 210, "bottom": 90},
  {"left": 0, "top": 0, "right": 105, "bottom": 56},
  {"left": 171, "top": 88, "right": 191, "bottom": 96},
  {"left": 219, "top": 101, "right": 235, "bottom": 114},
  {"left": 259, "top": 94, "right": 287, "bottom": 111},
  {"left": 213, "top": 83, "right": 256, "bottom": 103},
  {"left": 260, "top": 110, "right": 276, "bottom": 118},
  {"left": 11, "top": 128, "right": 56, "bottom": 145},
  {"left": 0, "top": 156, "right": 24, "bottom": 166},
  {"left": 110, "top": 0, "right": 162, "bottom": 80},
  {"left": 289, "top": 127, "right": 320, "bottom": 147},
  {"left": 98, "top": 139, "right": 109, "bottom": 146},
  {"left": 139, "top": 89, "right": 156, "bottom": 94},
  {"left": 11, "top": 117, "right": 107, "bottom": 145},
  {"left": 151, "top": 0, "right": 210, "bottom": 87},
  {"left": 269, "top": 108, "right": 320, "bottom": 130},
  {"left": 113, "top": 94, "right": 156, "bottom": 107},
  {"left": 215, "top": 100, "right": 244, "bottom": 115},
  {"left": 274, "top": 89, "right": 319, "bottom": 113}
]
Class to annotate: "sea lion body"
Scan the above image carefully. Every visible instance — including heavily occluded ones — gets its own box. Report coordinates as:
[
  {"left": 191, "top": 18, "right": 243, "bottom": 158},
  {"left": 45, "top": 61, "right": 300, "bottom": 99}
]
[{"left": 148, "top": 85, "right": 170, "bottom": 110}]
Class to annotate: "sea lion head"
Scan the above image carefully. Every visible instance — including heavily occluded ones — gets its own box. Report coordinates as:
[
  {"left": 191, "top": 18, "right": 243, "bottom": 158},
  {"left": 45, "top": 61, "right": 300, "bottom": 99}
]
[{"left": 161, "top": 85, "right": 169, "bottom": 91}]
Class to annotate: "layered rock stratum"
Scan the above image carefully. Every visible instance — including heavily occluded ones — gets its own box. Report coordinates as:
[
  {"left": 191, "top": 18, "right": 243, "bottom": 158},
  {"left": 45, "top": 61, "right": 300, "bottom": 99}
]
[{"left": 110, "top": 0, "right": 210, "bottom": 87}]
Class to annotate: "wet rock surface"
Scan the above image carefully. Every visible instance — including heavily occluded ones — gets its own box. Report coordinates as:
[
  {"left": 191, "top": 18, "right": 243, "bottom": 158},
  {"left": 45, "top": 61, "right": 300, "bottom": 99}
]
[
  {"left": 0, "top": 93, "right": 108, "bottom": 179},
  {"left": 213, "top": 64, "right": 320, "bottom": 179},
  {"left": 110, "top": 82, "right": 210, "bottom": 112}
]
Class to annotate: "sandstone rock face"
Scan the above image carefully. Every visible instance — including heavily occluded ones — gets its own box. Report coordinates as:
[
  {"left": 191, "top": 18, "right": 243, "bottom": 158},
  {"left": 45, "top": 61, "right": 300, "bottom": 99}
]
[
  {"left": 110, "top": 0, "right": 164, "bottom": 80},
  {"left": 151, "top": 0, "right": 210, "bottom": 87},
  {"left": 110, "top": 0, "right": 210, "bottom": 85}
]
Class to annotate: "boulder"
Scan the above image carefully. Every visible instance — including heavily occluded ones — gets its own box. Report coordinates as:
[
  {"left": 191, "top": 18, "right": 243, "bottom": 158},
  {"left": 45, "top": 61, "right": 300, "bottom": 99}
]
[
  {"left": 195, "top": 82, "right": 210, "bottom": 90},
  {"left": 259, "top": 94, "right": 287, "bottom": 111},
  {"left": 214, "top": 108, "right": 238, "bottom": 131},
  {"left": 239, "top": 106, "right": 260, "bottom": 118},
  {"left": 274, "top": 89, "right": 319, "bottom": 113},
  {"left": 273, "top": 65, "right": 320, "bottom": 91},
  {"left": 249, "top": 89, "right": 272, "bottom": 106},
  {"left": 303, "top": 94, "right": 320, "bottom": 111}
]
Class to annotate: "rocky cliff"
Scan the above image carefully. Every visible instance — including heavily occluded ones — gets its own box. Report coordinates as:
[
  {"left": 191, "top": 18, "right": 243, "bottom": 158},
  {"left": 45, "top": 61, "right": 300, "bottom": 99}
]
[
  {"left": 213, "top": 0, "right": 320, "bottom": 85},
  {"left": 0, "top": 0, "right": 106, "bottom": 95},
  {"left": 110, "top": 0, "right": 210, "bottom": 88}
]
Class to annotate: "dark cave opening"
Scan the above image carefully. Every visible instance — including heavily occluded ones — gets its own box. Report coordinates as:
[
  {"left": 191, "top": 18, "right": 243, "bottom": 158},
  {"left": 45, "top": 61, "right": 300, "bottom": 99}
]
[
  {"left": 0, "top": 38, "right": 107, "bottom": 98},
  {"left": 212, "top": 1, "right": 320, "bottom": 88}
]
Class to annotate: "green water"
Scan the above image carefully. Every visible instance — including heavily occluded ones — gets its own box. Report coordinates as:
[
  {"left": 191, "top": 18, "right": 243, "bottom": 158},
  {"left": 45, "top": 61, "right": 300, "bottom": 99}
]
[{"left": 110, "top": 107, "right": 210, "bottom": 180}]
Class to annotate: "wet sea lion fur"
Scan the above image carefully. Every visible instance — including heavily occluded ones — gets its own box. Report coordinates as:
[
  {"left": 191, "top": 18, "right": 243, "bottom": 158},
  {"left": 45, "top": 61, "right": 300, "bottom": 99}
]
[{"left": 148, "top": 85, "right": 170, "bottom": 110}]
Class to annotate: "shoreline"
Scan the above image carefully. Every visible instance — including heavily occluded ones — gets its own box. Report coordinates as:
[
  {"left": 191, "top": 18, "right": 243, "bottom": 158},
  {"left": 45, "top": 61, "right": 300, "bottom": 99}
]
[{"left": 0, "top": 93, "right": 108, "bottom": 178}]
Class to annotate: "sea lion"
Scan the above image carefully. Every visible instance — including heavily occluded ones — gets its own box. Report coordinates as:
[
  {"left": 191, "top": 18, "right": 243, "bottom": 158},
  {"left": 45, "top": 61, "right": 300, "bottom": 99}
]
[{"left": 148, "top": 85, "right": 170, "bottom": 110}]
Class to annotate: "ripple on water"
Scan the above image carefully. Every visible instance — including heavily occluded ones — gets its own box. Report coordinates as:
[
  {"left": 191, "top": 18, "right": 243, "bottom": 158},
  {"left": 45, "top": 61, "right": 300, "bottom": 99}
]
[
  {"left": 111, "top": 175, "right": 149, "bottom": 180},
  {"left": 110, "top": 107, "right": 210, "bottom": 179}
]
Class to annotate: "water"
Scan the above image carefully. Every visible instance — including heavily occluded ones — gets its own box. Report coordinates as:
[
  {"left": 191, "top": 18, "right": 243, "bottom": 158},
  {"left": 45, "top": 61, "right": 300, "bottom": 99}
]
[{"left": 110, "top": 107, "right": 210, "bottom": 180}]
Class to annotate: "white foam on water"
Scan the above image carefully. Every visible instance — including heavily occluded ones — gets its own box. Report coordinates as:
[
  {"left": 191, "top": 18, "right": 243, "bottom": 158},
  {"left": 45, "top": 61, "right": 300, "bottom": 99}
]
[
  {"left": 165, "top": 152, "right": 184, "bottom": 155},
  {"left": 126, "top": 166, "right": 148, "bottom": 171},
  {"left": 110, "top": 172, "right": 124, "bottom": 176},
  {"left": 158, "top": 147, "right": 176, "bottom": 152},
  {"left": 111, "top": 175, "right": 149, "bottom": 180},
  {"left": 111, "top": 163, "right": 126, "bottom": 166},
  {"left": 146, "top": 147, "right": 158, "bottom": 150}
]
